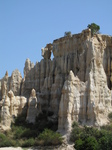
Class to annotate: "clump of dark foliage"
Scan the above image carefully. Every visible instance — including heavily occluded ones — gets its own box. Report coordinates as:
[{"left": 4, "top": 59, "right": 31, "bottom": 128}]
[
  {"left": 87, "top": 23, "right": 100, "bottom": 36},
  {"left": 0, "top": 111, "right": 63, "bottom": 147},
  {"left": 70, "top": 116, "right": 112, "bottom": 150},
  {"left": 1, "top": 111, "right": 112, "bottom": 148}
]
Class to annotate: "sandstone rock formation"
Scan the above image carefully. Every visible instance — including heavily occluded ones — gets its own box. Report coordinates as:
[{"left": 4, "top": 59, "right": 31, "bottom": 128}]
[
  {"left": 0, "top": 90, "right": 27, "bottom": 130},
  {"left": 0, "top": 70, "right": 22, "bottom": 99},
  {"left": 1, "top": 95, "right": 11, "bottom": 130},
  {"left": 0, "top": 29, "right": 112, "bottom": 133},
  {"left": 58, "top": 71, "right": 86, "bottom": 132},
  {"left": 58, "top": 36, "right": 112, "bottom": 132},
  {"left": 26, "top": 89, "right": 37, "bottom": 123},
  {"left": 41, "top": 43, "right": 53, "bottom": 59}
]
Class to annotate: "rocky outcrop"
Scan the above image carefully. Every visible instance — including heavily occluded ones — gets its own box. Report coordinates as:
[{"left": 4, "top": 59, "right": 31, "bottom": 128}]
[
  {"left": 87, "top": 61, "right": 112, "bottom": 126},
  {"left": 0, "top": 90, "right": 27, "bottom": 130},
  {"left": 0, "top": 70, "right": 22, "bottom": 99},
  {"left": 58, "top": 71, "right": 86, "bottom": 132},
  {"left": 41, "top": 43, "right": 53, "bottom": 59},
  {"left": 0, "top": 29, "right": 112, "bottom": 132},
  {"left": 1, "top": 95, "right": 11, "bottom": 130},
  {"left": 26, "top": 89, "right": 37, "bottom": 123},
  {"left": 58, "top": 36, "right": 112, "bottom": 132},
  {"left": 10, "top": 70, "right": 22, "bottom": 96}
]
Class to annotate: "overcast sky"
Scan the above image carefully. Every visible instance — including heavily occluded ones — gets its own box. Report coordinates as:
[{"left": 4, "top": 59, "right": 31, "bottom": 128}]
[{"left": 0, "top": 0, "right": 112, "bottom": 79}]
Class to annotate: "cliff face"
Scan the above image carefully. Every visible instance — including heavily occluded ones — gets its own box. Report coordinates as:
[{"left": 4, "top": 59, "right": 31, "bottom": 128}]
[{"left": 0, "top": 29, "right": 112, "bottom": 131}]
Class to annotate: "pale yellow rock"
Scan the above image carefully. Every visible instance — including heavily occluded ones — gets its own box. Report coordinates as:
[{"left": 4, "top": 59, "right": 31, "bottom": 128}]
[
  {"left": 58, "top": 71, "right": 86, "bottom": 132},
  {"left": 0, "top": 90, "right": 27, "bottom": 129},
  {"left": 41, "top": 43, "right": 53, "bottom": 59},
  {"left": 1, "top": 95, "right": 11, "bottom": 130},
  {"left": 58, "top": 36, "right": 112, "bottom": 133},
  {"left": 26, "top": 89, "right": 37, "bottom": 123},
  {"left": 15, "top": 96, "right": 27, "bottom": 115},
  {"left": 0, "top": 29, "right": 112, "bottom": 133}
]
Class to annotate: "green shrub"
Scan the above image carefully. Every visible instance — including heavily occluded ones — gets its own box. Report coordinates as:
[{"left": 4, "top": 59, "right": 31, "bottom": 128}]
[
  {"left": 74, "top": 138, "right": 84, "bottom": 150},
  {"left": 0, "top": 110, "right": 59, "bottom": 147},
  {"left": 72, "top": 121, "right": 79, "bottom": 128},
  {"left": 101, "top": 124, "right": 112, "bottom": 132},
  {"left": 83, "top": 126, "right": 102, "bottom": 140},
  {"left": 98, "top": 133, "right": 112, "bottom": 150},
  {"left": 71, "top": 125, "right": 112, "bottom": 150},
  {"left": 21, "top": 129, "right": 38, "bottom": 139},
  {"left": 12, "top": 126, "right": 25, "bottom": 139},
  {"left": 84, "top": 136, "right": 99, "bottom": 150},
  {"left": 70, "top": 126, "right": 83, "bottom": 142},
  {"left": 0, "top": 133, "right": 7, "bottom": 141},
  {"left": 75, "top": 137, "right": 99, "bottom": 150},
  {"left": 22, "top": 138, "right": 35, "bottom": 147},
  {"left": 0, "top": 133, "right": 16, "bottom": 147},
  {"left": 108, "top": 112, "right": 112, "bottom": 121},
  {"left": 64, "top": 31, "right": 72, "bottom": 37},
  {"left": 37, "top": 129, "right": 63, "bottom": 146},
  {"left": 87, "top": 23, "right": 100, "bottom": 36}
]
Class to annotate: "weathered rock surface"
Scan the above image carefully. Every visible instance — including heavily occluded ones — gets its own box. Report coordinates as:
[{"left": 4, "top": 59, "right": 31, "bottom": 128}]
[
  {"left": 0, "top": 90, "right": 27, "bottom": 130},
  {"left": 26, "top": 89, "right": 37, "bottom": 123},
  {"left": 0, "top": 70, "right": 22, "bottom": 99},
  {"left": 58, "top": 36, "right": 112, "bottom": 132},
  {"left": 58, "top": 71, "right": 86, "bottom": 132},
  {"left": 0, "top": 29, "right": 112, "bottom": 133},
  {"left": 1, "top": 95, "right": 11, "bottom": 130},
  {"left": 41, "top": 43, "right": 53, "bottom": 59}
]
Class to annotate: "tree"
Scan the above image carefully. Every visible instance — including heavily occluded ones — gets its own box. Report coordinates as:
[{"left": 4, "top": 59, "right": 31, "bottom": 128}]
[
  {"left": 87, "top": 23, "right": 100, "bottom": 36},
  {"left": 64, "top": 31, "right": 72, "bottom": 37}
]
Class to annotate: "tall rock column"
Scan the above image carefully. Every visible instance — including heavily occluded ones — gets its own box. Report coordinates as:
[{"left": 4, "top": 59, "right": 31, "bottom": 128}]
[
  {"left": 26, "top": 89, "right": 37, "bottom": 123},
  {"left": 58, "top": 71, "right": 86, "bottom": 132},
  {"left": 87, "top": 60, "right": 112, "bottom": 126},
  {"left": 1, "top": 95, "right": 11, "bottom": 130}
]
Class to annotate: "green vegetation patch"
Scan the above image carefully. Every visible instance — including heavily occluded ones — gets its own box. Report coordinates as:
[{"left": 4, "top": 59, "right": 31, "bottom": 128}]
[
  {"left": 0, "top": 112, "right": 62, "bottom": 147},
  {"left": 87, "top": 23, "right": 100, "bottom": 36},
  {"left": 108, "top": 112, "right": 112, "bottom": 121},
  {"left": 37, "top": 129, "right": 63, "bottom": 146},
  {"left": 70, "top": 122, "right": 112, "bottom": 150}
]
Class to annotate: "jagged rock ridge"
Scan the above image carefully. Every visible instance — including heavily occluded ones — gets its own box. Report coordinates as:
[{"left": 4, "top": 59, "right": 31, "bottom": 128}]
[{"left": 0, "top": 29, "right": 112, "bottom": 132}]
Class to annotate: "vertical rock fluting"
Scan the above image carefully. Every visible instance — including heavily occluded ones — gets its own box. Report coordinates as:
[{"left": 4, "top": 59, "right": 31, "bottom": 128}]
[
  {"left": 0, "top": 70, "right": 22, "bottom": 99},
  {"left": 58, "top": 36, "right": 112, "bottom": 132},
  {"left": 1, "top": 95, "right": 11, "bottom": 130},
  {"left": 21, "top": 58, "right": 35, "bottom": 98},
  {"left": 0, "top": 29, "right": 112, "bottom": 131},
  {"left": 12, "top": 29, "right": 112, "bottom": 122},
  {"left": 10, "top": 70, "right": 22, "bottom": 96},
  {"left": 26, "top": 89, "right": 37, "bottom": 123},
  {"left": 0, "top": 90, "right": 27, "bottom": 130},
  {"left": 58, "top": 71, "right": 86, "bottom": 132}
]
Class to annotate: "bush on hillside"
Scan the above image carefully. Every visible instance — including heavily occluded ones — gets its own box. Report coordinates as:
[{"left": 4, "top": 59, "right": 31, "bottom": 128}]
[
  {"left": 70, "top": 125, "right": 112, "bottom": 150},
  {"left": 21, "top": 138, "right": 35, "bottom": 147},
  {"left": 37, "top": 129, "right": 63, "bottom": 146},
  {"left": 72, "top": 121, "right": 79, "bottom": 128},
  {"left": 75, "top": 136, "right": 99, "bottom": 150},
  {"left": 0, "top": 111, "right": 61, "bottom": 147},
  {"left": 0, "top": 133, "right": 16, "bottom": 147},
  {"left": 108, "top": 112, "right": 112, "bottom": 121}
]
